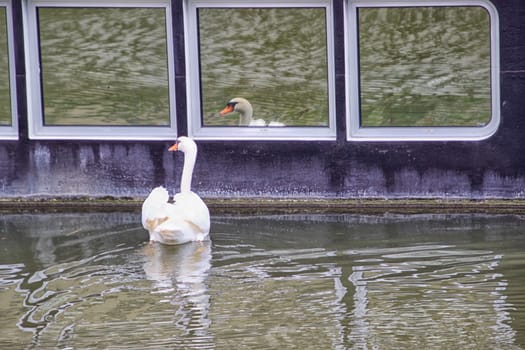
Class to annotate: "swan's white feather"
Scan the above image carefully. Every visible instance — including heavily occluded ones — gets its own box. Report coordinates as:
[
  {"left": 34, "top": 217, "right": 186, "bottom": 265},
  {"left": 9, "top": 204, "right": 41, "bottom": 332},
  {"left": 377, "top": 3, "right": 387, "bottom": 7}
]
[
  {"left": 249, "top": 118, "right": 266, "bottom": 126},
  {"left": 173, "top": 191, "right": 211, "bottom": 235},
  {"left": 141, "top": 186, "right": 174, "bottom": 230},
  {"left": 141, "top": 138, "right": 210, "bottom": 245}
]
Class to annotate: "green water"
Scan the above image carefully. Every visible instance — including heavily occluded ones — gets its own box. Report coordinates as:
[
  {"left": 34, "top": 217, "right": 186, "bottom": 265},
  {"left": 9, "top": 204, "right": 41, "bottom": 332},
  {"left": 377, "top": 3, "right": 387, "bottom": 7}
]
[{"left": 1, "top": 213, "right": 524, "bottom": 349}]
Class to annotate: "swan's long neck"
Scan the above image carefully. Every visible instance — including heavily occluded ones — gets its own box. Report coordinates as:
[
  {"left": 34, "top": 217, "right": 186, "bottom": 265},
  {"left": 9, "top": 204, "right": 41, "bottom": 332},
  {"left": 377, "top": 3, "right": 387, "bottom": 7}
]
[
  {"left": 238, "top": 104, "right": 254, "bottom": 126},
  {"left": 180, "top": 147, "right": 197, "bottom": 193}
]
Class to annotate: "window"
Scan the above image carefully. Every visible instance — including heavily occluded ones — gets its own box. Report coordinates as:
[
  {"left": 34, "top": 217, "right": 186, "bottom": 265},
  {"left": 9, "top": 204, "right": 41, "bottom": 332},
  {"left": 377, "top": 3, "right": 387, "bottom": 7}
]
[
  {"left": 185, "top": 0, "right": 336, "bottom": 140},
  {"left": 24, "top": 0, "right": 176, "bottom": 140},
  {"left": 346, "top": 0, "right": 500, "bottom": 141},
  {"left": 0, "top": 1, "right": 18, "bottom": 140}
]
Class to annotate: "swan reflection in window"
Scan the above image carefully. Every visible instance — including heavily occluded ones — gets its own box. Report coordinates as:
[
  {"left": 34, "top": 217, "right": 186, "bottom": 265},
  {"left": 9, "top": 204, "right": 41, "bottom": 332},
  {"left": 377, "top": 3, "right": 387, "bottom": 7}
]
[
  {"left": 218, "top": 97, "right": 285, "bottom": 127},
  {"left": 197, "top": 7, "right": 330, "bottom": 127}
]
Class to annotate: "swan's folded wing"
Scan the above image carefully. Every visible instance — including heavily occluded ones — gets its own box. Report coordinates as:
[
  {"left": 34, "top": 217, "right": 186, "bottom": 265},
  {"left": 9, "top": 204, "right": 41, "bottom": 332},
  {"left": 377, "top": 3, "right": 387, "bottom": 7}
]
[
  {"left": 142, "top": 186, "right": 175, "bottom": 230},
  {"left": 155, "top": 215, "right": 209, "bottom": 243},
  {"left": 173, "top": 191, "right": 210, "bottom": 235},
  {"left": 143, "top": 202, "right": 177, "bottom": 231},
  {"left": 154, "top": 218, "right": 197, "bottom": 244}
]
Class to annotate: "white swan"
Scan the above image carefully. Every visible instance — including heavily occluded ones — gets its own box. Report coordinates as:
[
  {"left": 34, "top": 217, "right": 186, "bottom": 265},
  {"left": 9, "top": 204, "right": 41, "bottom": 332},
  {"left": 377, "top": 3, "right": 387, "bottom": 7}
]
[
  {"left": 219, "top": 97, "right": 285, "bottom": 127},
  {"left": 142, "top": 137, "right": 210, "bottom": 245}
]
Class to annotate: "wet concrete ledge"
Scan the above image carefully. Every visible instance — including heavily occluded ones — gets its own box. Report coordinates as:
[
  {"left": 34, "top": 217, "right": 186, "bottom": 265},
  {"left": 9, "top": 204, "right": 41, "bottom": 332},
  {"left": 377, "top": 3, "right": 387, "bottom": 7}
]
[{"left": 1, "top": 197, "right": 525, "bottom": 215}]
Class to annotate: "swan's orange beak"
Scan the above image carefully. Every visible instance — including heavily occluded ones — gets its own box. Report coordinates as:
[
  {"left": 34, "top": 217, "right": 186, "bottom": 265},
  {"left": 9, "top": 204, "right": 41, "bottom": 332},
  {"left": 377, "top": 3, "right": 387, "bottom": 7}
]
[
  {"left": 219, "top": 104, "right": 234, "bottom": 116},
  {"left": 168, "top": 143, "right": 179, "bottom": 152}
]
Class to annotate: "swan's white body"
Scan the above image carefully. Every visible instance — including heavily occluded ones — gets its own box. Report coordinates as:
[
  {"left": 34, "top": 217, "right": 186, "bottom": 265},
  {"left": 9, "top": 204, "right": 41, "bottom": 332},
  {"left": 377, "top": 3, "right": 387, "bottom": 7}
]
[
  {"left": 142, "top": 137, "right": 210, "bottom": 245},
  {"left": 219, "top": 97, "right": 285, "bottom": 127}
]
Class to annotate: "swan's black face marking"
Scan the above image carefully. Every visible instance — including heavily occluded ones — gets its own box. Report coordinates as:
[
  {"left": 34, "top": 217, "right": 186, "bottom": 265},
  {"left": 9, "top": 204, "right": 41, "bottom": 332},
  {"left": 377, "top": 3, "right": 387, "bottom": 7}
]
[{"left": 227, "top": 101, "right": 238, "bottom": 108}]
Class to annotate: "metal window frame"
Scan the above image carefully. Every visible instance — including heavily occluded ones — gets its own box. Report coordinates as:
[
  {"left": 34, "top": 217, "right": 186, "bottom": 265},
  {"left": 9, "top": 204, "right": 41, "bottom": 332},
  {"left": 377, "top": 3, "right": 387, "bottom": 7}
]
[
  {"left": 185, "top": 0, "right": 337, "bottom": 141},
  {"left": 346, "top": 0, "right": 500, "bottom": 141},
  {"left": 23, "top": 0, "right": 178, "bottom": 140},
  {"left": 0, "top": 0, "right": 18, "bottom": 140}
]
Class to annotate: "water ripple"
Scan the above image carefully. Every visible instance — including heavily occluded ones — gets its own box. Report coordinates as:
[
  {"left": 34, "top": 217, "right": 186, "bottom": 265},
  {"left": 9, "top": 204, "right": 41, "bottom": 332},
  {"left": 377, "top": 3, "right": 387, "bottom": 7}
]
[
  {"left": 1, "top": 214, "right": 525, "bottom": 349},
  {"left": 345, "top": 245, "right": 518, "bottom": 349}
]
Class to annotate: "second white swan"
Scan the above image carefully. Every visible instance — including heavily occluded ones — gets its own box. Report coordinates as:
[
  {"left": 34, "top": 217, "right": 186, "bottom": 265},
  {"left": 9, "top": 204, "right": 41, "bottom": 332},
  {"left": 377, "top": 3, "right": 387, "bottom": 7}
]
[{"left": 219, "top": 97, "right": 285, "bottom": 127}]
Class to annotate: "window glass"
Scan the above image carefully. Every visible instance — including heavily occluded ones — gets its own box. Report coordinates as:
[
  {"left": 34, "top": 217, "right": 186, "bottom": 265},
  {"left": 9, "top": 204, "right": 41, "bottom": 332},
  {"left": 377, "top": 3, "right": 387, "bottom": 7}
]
[
  {"left": 198, "top": 7, "right": 329, "bottom": 127},
  {"left": 37, "top": 7, "right": 170, "bottom": 126},
  {"left": 358, "top": 6, "right": 491, "bottom": 127},
  {"left": 0, "top": 6, "right": 11, "bottom": 126},
  {"left": 186, "top": 0, "right": 336, "bottom": 140},
  {"left": 26, "top": 1, "right": 176, "bottom": 140},
  {"left": 347, "top": 1, "right": 499, "bottom": 141}
]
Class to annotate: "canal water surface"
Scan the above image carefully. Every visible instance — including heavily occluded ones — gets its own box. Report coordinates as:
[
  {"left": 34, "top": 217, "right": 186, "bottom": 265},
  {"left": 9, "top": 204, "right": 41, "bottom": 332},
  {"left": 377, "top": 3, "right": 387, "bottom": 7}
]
[{"left": 1, "top": 212, "right": 524, "bottom": 349}]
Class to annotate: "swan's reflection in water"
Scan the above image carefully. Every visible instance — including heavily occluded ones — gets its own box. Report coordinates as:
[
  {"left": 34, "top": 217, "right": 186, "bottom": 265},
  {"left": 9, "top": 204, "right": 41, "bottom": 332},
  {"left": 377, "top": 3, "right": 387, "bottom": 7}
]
[
  {"left": 0, "top": 212, "right": 214, "bottom": 349},
  {"left": 142, "top": 241, "right": 212, "bottom": 337}
]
